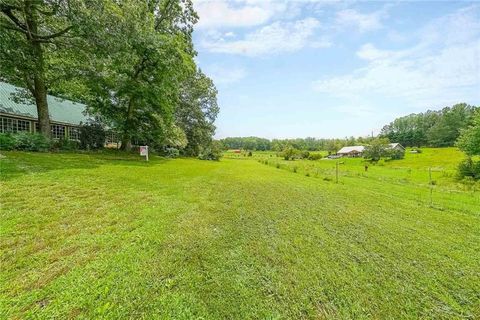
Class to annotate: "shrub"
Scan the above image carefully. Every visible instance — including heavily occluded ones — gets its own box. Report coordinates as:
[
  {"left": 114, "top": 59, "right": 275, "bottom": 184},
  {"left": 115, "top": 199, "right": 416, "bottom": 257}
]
[
  {"left": 0, "top": 133, "right": 15, "bottom": 150},
  {"left": 52, "top": 138, "right": 79, "bottom": 151},
  {"left": 457, "top": 158, "right": 480, "bottom": 180},
  {"left": 247, "top": 151, "right": 253, "bottom": 157},
  {"left": 198, "top": 141, "right": 223, "bottom": 161},
  {"left": 308, "top": 153, "right": 323, "bottom": 160},
  {"left": 13, "top": 132, "right": 51, "bottom": 151},
  {"left": 80, "top": 121, "right": 106, "bottom": 150},
  {"left": 281, "top": 146, "right": 300, "bottom": 160},
  {"left": 388, "top": 148, "right": 405, "bottom": 160},
  {"left": 165, "top": 147, "right": 180, "bottom": 158}
]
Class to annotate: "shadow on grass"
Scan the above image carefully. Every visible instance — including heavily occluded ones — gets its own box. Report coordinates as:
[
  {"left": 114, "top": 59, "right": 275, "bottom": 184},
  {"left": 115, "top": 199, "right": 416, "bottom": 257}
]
[{"left": 0, "top": 150, "right": 170, "bottom": 181}]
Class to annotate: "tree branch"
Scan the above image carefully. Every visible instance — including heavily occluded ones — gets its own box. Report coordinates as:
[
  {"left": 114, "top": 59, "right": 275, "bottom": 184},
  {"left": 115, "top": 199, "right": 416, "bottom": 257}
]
[
  {"left": 0, "top": 21, "right": 27, "bottom": 34},
  {"left": 0, "top": 5, "right": 28, "bottom": 32},
  {"left": 36, "top": 25, "right": 73, "bottom": 40}
]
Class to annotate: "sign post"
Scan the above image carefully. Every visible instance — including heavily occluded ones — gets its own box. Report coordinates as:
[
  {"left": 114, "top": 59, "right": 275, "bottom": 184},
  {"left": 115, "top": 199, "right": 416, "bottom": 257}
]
[{"left": 140, "top": 146, "right": 149, "bottom": 161}]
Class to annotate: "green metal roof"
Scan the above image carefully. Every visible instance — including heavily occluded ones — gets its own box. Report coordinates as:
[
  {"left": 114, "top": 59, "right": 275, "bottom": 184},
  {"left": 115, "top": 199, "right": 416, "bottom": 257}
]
[{"left": 0, "top": 81, "right": 89, "bottom": 125}]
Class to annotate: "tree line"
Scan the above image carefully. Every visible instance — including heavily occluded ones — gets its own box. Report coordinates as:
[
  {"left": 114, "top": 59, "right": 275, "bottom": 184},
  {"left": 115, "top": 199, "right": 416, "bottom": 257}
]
[
  {"left": 221, "top": 136, "right": 376, "bottom": 153},
  {"left": 0, "top": 0, "right": 218, "bottom": 156},
  {"left": 221, "top": 103, "right": 478, "bottom": 153},
  {"left": 379, "top": 103, "right": 478, "bottom": 147}
]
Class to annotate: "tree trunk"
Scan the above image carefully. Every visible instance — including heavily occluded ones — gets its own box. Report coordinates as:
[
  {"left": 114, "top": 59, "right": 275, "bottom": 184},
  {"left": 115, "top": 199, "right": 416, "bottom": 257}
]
[
  {"left": 120, "top": 136, "right": 132, "bottom": 151},
  {"left": 120, "top": 98, "right": 135, "bottom": 151},
  {"left": 33, "top": 73, "right": 50, "bottom": 137},
  {"left": 25, "top": 0, "right": 50, "bottom": 137}
]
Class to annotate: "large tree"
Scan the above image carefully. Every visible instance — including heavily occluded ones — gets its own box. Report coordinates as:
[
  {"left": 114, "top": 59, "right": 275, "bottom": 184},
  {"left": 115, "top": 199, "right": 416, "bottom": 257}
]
[
  {"left": 82, "top": 0, "right": 197, "bottom": 151},
  {"left": 0, "top": 0, "right": 80, "bottom": 136},
  {"left": 176, "top": 69, "right": 219, "bottom": 156}
]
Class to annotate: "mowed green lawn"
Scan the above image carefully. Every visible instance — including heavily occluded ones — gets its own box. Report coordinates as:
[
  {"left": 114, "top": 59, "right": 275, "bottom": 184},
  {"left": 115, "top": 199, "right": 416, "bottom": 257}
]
[{"left": 1, "top": 150, "right": 479, "bottom": 319}]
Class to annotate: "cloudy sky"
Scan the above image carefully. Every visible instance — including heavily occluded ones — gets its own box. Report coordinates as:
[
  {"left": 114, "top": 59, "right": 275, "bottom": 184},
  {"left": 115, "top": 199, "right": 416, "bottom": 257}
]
[{"left": 192, "top": 0, "right": 480, "bottom": 139}]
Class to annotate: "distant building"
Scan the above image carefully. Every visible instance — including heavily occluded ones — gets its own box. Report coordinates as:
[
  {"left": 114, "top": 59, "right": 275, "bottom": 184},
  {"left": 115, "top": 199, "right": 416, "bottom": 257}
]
[
  {"left": 0, "top": 81, "right": 88, "bottom": 140},
  {"left": 337, "top": 146, "right": 365, "bottom": 157},
  {"left": 388, "top": 143, "right": 405, "bottom": 151}
]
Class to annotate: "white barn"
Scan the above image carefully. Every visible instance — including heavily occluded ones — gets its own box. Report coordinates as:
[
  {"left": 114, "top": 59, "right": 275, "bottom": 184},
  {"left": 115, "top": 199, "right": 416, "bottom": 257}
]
[{"left": 337, "top": 146, "right": 365, "bottom": 157}]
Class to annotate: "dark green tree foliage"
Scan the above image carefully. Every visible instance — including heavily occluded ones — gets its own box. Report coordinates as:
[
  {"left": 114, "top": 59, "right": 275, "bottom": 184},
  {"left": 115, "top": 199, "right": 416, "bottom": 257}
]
[
  {"left": 198, "top": 140, "right": 223, "bottom": 161},
  {"left": 0, "top": 0, "right": 84, "bottom": 137},
  {"left": 81, "top": 0, "right": 197, "bottom": 151},
  {"left": 387, "top": 148, "right": 405, "bottom": 160},
  {"left": 220, "top": 136, "right": 372, "bottom": 152},
  {"left": 80, "top": 121, "right": 106, "bottom": 150},
  {"left": 176, "top": 69, "right": 219, "bottom": 156},
  {"left": 456, "top": 111, "right": 480, "bottom": 157},
  {"left": 363, "top": 138, "right": 390, "bottom": 161},
  {"left": 456, "top": 111, "right": 480, "bottom": 180},
  {"left": 221, "top": 137, "right": 271, "bottom": 151},
  {"left": 381, "top": 103, "right": 478, "bottom": 147}
]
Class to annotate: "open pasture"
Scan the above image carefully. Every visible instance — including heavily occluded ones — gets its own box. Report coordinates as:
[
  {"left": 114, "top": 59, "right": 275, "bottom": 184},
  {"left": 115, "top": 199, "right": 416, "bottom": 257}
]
[{"left": 1, "top": 150, "right": 479, "bottom": 319}]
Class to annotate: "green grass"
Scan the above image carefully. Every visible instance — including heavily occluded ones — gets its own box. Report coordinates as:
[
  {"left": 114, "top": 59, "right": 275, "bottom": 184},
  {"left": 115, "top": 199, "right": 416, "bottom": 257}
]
[{"left": 1, "top": 150, "right": 479, "bottom": 319}]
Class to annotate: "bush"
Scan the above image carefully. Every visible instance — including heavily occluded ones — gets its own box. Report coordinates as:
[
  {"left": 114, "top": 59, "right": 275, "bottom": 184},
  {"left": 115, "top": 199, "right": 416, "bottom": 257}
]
[
  {"left": 52, "top": 138, "right": 79, "bottom": 151},
  {"left": 80, "top": 121, "right": 106, "bottom": 150},
  {"left": 0, "top": 133, "right": 15, "bottom": 150},
  {"left": 457, "top": 158, "right": 480, "bottom": 180},
  {"left": 165, "top": 147, "right": 180, "bottom": 158},
  {"left": 198, "top": 141, "right": 223, "bottom": 161},
  {"left": 308, "top": 153, "right": 323, "bottom": 160},
  {"left": 387, "top": 148, "right": 405, "bottom": 160},
  {"left": 13, "top": 132, "right": 51, "bottom": 151},
  {"left": 281, "top": 146, "right": 300, "bottom": 160}
]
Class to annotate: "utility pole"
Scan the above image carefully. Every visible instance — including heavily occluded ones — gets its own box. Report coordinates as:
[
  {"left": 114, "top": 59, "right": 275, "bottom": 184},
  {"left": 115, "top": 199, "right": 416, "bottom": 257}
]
[
  {"left": 336, "top": 162, "right": 339, "bottom": 184},
  {"left": 429, "top": 167, "right": 433, "bottom": 206}
]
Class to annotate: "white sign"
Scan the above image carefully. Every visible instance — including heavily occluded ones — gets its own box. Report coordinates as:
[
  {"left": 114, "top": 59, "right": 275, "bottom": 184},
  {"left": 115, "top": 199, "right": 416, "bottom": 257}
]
[{"left": 140, "top": 146, "right": 149, "bottom": 161}]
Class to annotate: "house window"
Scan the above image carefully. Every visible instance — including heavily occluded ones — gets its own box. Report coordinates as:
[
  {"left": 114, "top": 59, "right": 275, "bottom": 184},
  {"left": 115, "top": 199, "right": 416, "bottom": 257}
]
[
  {"left": 0, "top": 117, "right": 15, "bottom": 133},
  {"left": 106, "top": 131, "right": 119, "bottom": 144},
  {"left": 68, "top": 127, "right": 80, "bottom": 141},
  {"left": 17, "top": 119, "right": 31, "bottom": 132},
  {"left": 51, "top": 124, "right": 65, "bottom": 139}
]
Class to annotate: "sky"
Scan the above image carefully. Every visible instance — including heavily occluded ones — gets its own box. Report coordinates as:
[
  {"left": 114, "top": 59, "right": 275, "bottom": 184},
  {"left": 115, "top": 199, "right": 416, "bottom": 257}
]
[{"left": 192, "top": 0, "right": 480, "bottom": 139}]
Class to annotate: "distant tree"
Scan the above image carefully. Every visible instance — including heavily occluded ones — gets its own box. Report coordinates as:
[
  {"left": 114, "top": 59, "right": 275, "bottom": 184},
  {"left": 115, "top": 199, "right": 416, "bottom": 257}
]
[
  {"left": 380, "top": 103, "right": 477, "bottom": 147},
  {"left": 456, "top": 111, "right": 480, "bottom": 157},
  {"left": 363, "top": 138, "right": 390, "bottom": 161},
  {"left": 281, "top": 145, "right": 299, "bottom": 160},
  {"left": 427, "top": 104, "right": 476, "bottom": 147}
]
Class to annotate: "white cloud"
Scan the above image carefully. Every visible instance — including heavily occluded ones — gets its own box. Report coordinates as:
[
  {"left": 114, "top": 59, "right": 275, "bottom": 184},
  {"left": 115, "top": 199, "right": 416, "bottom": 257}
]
[
  {"left": 194, "top": 0, "right": 286, "bottom": 29},
  {"left": 313, "top": 6, "right": 480, "bottom": 108},
  {"left": 335, "top": 8, "right": 386, "bottom": 32},
  {"left": 201, "top": 18, "right": 321, "bottom": 56},
  {"left": 206, "top": 65, "right": 247, "bottom": 85}
]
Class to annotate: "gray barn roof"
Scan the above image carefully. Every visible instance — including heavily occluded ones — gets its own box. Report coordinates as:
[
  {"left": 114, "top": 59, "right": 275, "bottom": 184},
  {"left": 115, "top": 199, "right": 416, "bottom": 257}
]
[
  {"left": 337, "top": 146, "right": 365, "bottom": 154},
  {"left": 0, "top": 81, "right": 89, "bottom": 125}
]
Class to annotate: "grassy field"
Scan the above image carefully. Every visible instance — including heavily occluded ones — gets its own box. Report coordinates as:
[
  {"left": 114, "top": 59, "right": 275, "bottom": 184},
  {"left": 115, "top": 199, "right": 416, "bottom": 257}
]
[{"left": 1, "top": 150, "right": 479, "bottom": 319}]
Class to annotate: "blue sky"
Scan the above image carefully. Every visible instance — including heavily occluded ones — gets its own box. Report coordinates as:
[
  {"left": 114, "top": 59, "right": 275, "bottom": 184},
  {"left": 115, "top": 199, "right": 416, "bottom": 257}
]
[{"left": 192, "top": 1, "right": 480, "bottom": 139}]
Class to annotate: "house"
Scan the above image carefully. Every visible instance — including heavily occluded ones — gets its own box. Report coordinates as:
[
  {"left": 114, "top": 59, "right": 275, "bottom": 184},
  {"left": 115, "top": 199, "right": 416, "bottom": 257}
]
[
  {"left": 337, "top": 146, "right": 365, "bottom": 157},
  {"left": 0, "top": 81, "right": 89, "bottom": 140},
  {"left": 388, "top": 143, "right": 405, "bottom": 151}
]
